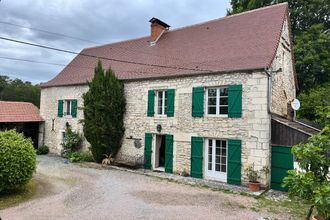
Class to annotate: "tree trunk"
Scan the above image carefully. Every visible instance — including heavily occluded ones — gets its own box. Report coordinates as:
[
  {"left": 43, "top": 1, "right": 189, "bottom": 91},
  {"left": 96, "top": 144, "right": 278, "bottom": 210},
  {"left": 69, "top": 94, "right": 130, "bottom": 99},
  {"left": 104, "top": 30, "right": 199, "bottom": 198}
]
[{"left": 307, "top": 205, "right": 314, "bottom": 220}]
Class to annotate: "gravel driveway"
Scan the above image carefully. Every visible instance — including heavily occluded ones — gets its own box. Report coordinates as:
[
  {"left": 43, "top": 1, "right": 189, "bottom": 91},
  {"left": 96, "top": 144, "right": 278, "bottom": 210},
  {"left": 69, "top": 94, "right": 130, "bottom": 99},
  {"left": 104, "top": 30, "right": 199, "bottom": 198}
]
[{"left": 1, "top": 155, "right": 291, "bottom": 220}]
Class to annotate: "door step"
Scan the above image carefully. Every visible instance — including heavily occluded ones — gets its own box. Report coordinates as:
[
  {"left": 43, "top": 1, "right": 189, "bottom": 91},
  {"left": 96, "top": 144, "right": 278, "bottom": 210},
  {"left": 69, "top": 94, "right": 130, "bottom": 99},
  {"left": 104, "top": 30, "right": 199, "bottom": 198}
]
[{"left": 153, "top": 167, "right": 165, "bottom": 172}]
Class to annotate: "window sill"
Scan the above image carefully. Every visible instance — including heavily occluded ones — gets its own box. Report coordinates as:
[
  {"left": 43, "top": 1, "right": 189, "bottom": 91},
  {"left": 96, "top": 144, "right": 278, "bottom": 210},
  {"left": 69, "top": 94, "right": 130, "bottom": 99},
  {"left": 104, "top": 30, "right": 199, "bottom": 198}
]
[
  {"left": 60, "top": 115, "right": 76, "bottom": 119},
  {"left": 205, "top": 114, "right": 228, "bottom": 118},
  {"left": 154, "top": 115, "right": 168, "bottom": 119}
]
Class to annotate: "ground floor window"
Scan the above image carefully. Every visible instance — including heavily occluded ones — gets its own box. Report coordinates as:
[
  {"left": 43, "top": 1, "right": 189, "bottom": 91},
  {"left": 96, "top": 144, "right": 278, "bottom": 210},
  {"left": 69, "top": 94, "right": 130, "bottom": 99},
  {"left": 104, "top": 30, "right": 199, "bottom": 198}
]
[{"left": 204, "top": 139, "right": 227, "bottom": 181}]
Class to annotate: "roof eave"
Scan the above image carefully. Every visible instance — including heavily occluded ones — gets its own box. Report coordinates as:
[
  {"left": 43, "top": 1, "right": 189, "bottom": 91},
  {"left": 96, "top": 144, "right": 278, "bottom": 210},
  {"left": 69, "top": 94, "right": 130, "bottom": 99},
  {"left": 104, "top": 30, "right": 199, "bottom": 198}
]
[{"left": 40, "top": 67, "right": 266, "bottom": 88}]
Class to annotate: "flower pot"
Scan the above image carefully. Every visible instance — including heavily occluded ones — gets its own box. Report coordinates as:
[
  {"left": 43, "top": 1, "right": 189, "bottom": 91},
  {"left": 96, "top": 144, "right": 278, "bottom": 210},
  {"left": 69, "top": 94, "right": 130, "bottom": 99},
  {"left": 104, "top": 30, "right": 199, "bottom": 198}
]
[
  {"left": 311, "top": 215, "right": 324, "bottom": 220},
  {"left": 248, "top": 182, "right": 261, "bottom": 192}
]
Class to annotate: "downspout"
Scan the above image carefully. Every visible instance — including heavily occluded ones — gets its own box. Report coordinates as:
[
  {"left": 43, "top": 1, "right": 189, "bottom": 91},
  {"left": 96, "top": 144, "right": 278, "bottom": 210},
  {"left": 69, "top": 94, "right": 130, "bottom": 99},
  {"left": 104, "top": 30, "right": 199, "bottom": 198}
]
[
  {"left": 264, "top": 68, "right": 273, "bottom": 114},
  {"left": 265, "top": 67, "right": 273, "bottom": 190},
  {"left": 265, "top": 67, "right": 282, "bottom": 114}
]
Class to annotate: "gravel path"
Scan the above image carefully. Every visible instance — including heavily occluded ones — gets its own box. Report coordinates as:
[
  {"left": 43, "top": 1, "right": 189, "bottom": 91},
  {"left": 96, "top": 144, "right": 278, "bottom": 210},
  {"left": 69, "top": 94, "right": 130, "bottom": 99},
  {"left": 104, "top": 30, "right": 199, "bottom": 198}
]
[{"left": 1, "top": 155, "right": 291, "bottom": 220}]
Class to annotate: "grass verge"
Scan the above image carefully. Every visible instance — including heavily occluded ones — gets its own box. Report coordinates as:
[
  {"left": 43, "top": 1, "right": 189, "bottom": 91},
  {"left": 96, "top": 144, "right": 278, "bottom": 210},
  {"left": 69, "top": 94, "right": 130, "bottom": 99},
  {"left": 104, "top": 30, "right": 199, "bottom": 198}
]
[
  {"left": 0, "top": 180, "right": 37, "bottom": 210},
  {"left": 255, "top": 196, "right": 310, "bottom": 219}
]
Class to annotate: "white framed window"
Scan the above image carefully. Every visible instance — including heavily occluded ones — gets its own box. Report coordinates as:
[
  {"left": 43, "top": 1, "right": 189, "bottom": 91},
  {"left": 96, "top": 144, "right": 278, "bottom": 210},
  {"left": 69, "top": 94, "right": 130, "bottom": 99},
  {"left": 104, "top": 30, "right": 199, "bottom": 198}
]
[
  {"left": 206, "top": 87, "right": 228, "bottom": 116},
  {"left": 204, "top": 139, "right": 227, "bottom": 181},
  {"left": 64, "top": 100, "right": 72, "bottom": 116},
  {"left": 156, "top": 90, "right": 167, "bottom": 115}
]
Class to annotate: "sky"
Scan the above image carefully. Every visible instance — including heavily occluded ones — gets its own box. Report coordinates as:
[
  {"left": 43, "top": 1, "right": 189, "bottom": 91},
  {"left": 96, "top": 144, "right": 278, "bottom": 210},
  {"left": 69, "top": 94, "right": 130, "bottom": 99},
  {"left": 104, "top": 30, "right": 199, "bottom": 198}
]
[{"left": 0, "top": 0, "right": 231, "bottom": 84}]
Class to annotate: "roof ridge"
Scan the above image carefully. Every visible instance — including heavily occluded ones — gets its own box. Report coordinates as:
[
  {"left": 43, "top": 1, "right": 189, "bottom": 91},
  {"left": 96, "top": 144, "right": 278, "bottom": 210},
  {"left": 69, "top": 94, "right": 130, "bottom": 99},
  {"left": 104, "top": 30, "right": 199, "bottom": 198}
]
[
  {"left": 169, "top": 2, "right": 288, "bottom": 33},
  {"left": 83, "top": 2, "right": 288, "bottom": 51},
  {"left": 0, "top": 101, "right": 33, "bottom": 104}
]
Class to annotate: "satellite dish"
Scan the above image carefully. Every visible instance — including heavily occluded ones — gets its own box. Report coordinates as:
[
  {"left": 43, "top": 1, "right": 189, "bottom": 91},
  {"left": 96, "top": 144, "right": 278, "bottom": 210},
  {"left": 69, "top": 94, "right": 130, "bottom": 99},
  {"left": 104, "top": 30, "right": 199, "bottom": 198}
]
[{"left": 291, "top": 99, "right": 301, "bottom": 111}]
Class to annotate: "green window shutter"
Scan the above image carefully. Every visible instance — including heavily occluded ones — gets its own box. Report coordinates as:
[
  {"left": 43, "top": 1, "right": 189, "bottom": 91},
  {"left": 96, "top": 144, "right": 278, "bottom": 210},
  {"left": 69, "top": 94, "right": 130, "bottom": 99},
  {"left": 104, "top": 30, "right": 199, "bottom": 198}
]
[
  {"left": 165, "top": 134, "right": 174, "bottom": 173},
  {"left": 192, "top": 87, "right": 204, "bottom": 117},
  {"left": 228, "top": 85, "right": 242, "bottom": 118},
  {"left": 191, "top": 136, "right": 203, "bottom": 178},
  {"left": 144, "top": 133, "right": 153, "bottom": 169},
  {"left": 147, "top": 90, "right": 155, "bottom": 117},
  {"left": 71, "top": 99, "right": 77, "bottom": 118},
  {"left": 57, "top": 100, "right": 63, "bottom": 118},
  {"left": 227, "top": 139, "right": 242, "bottom": 185},
  {"left": 166, "top": 89, "right": 175, "bottom": 117}
]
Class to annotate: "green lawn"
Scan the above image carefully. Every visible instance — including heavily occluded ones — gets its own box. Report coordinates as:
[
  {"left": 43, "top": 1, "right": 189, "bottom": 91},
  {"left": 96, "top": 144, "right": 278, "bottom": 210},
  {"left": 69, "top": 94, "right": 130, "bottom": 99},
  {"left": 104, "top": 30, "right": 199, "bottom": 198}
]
[{"left": 0, "top": 180, "right": 37, "bottom": 210}]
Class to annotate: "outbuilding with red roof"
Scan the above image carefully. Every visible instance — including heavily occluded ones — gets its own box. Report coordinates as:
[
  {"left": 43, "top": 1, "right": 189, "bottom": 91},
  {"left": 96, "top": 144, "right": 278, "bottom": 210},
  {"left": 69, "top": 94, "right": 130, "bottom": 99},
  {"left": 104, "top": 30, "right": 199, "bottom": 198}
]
[{"left": 0, "top": 101, "right": 44, "bottom": 148}]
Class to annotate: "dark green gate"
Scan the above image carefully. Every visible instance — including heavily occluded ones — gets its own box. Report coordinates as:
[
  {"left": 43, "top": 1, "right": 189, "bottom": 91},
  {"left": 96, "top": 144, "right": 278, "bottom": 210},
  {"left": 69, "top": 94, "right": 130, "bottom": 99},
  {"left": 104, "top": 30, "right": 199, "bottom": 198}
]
[{"left": 271, "top": 145, "right": 294, "bottom": 191}]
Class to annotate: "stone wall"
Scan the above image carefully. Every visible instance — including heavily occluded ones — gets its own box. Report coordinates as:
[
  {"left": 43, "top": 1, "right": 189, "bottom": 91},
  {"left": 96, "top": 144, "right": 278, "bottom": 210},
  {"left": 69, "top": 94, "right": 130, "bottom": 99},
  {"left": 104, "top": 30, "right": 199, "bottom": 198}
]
[
  {"left": 120, "top": 71, "right": 271, "bottom": 185},
  {"left": 40, "top": 71, "right": 271, "bottom": 185},
  {"left": 270, "top": 16, "right": 296, "bottom": 116},
  {"left": 40, "top": 86, "right": 89, "bottom": 154}
]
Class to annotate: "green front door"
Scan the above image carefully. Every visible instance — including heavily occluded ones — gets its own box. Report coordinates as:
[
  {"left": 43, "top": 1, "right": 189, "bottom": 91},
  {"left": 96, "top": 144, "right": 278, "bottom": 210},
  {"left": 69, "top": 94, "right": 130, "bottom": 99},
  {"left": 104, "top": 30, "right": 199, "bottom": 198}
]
[{"left": 271, "top": 145, "right": 294, "bottom": 191}]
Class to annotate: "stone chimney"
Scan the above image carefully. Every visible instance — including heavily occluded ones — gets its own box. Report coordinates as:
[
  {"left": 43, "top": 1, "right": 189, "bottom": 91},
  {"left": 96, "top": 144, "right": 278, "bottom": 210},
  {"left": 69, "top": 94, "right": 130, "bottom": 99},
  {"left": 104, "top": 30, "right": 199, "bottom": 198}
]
[{"left": 149, "top": 17, "right": 170, "bottom": 45}]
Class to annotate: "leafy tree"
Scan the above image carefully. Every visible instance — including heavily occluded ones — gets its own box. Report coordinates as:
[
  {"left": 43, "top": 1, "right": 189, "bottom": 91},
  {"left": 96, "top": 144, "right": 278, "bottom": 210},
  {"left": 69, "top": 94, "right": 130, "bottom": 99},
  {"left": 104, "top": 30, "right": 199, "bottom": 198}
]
[
  {"left": 227, "top": 0, "right": 329, "bottom": 37},
  {"left": 283, "top": 127, "right": 330, "bottom": 219},
  {"left": 295, "top": 24, "right": 330, "bottom": 91},
  {"left": 82, "top": 61, "right": 126, "bottom": 163},
  {"left": 227, "top": 0, "right": 275, "bottom": 16},
  {"left": 297, "top": 84, "right": 330, "bottom": 127},
  {"left": 227, "top": 0, "right": 330, "bottom": 91},
  {"left": 0, "top": 75, "right": 41, "bottom": 107}
]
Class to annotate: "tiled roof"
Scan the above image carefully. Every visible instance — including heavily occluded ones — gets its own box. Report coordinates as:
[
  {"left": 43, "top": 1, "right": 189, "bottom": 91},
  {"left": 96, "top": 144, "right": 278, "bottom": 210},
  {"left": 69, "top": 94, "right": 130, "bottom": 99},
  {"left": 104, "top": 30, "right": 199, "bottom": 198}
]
[
  {"left": 41, "top": 3, "right": 289, "bottom": 88},
  {"left": 0, "top": 101, "right": 44, "bottom": 123}
]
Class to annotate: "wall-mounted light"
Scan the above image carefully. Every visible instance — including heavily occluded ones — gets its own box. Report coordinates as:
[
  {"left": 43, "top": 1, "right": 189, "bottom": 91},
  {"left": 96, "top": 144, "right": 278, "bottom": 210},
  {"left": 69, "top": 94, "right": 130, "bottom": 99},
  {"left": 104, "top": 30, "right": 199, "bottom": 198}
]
[{"left": 156, "top": 124, "right": 162, "bottom": 132}]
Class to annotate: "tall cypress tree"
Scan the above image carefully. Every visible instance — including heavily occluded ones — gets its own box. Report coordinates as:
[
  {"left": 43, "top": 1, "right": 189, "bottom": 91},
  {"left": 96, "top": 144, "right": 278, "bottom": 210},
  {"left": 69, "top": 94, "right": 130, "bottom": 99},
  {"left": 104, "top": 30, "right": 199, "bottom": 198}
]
[{"left": 82, "top": 61, "right": 126, "bottom": 163}]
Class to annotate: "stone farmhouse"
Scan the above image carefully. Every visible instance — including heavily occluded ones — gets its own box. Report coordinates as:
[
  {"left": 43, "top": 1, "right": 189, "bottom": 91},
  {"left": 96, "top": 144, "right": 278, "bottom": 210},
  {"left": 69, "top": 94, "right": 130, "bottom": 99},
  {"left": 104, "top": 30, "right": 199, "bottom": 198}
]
[{"left": 40, "top": 3, "right": 318, "bottom": 189}]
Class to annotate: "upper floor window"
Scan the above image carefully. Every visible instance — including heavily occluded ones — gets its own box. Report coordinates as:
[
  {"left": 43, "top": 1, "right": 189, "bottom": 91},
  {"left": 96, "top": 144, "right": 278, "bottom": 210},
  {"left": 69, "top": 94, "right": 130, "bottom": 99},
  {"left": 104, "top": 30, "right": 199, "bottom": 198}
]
[
  {"left": 157, "top": 90, "right": 167, "bottom": 115},
  {"left": 58, "top": 99, "right": 77, "bottom": 118},
  {"left": 64, "top": 100, "right": 73, "bottom": 116},
  {"left": 206, "top": 87, "right": 228, "bottom": 116}
]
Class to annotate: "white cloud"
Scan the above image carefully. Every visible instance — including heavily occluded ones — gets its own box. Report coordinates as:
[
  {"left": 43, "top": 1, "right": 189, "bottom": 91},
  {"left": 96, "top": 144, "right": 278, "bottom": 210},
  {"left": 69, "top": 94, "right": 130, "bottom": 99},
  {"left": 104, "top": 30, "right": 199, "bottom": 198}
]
[{"left": 0, "top": 0, "right": 230, "bottom": 84}]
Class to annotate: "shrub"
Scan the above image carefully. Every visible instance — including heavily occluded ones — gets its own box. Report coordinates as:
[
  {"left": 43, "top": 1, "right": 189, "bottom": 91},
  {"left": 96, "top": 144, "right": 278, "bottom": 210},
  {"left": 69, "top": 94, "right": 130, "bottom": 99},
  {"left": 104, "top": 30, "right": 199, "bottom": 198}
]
[
  {"left": 68, "top": 151, "right": 94, "bottom": 163},
  {"left": 61, "top": 124, "right": 82, "bottom": 157},
  {"left": 0, "top": 130, "right": 37, "bottom": 193},
  {"left": 36, "top": 145, "right": 49, "bottom": 155},
  {"left": 283, "top": 126, "right": 330, "bottom": 219}
]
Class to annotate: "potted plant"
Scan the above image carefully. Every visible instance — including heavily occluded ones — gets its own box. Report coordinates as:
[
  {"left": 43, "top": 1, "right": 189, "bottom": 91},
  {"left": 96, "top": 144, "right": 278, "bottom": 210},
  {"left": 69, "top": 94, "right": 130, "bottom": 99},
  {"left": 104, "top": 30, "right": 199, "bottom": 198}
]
[
  {"left": 245, "top": 164, "right": 265, "bottom": 192},
  {"left": 283, "top": 126, "right": 330, "bottom": 220}
]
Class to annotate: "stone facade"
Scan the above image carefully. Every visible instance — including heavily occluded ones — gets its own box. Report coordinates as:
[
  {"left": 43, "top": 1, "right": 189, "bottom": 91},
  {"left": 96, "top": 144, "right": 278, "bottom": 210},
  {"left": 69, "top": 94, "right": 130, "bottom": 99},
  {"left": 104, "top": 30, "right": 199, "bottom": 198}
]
[
  {"left": 39, "top": 16, "right": 296, "bottom": 186},
  {"left": 40, "top": 85, "right": 89, "bottom": 154},
  {"left": 270, "top": 17, "right": 296, "bottom": 117},
  {"left": 40, "top": 71, "right": 271, "bottom": 185},
  {"left": 120, "top": 71, "right": 270, "bottom": 184}
]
